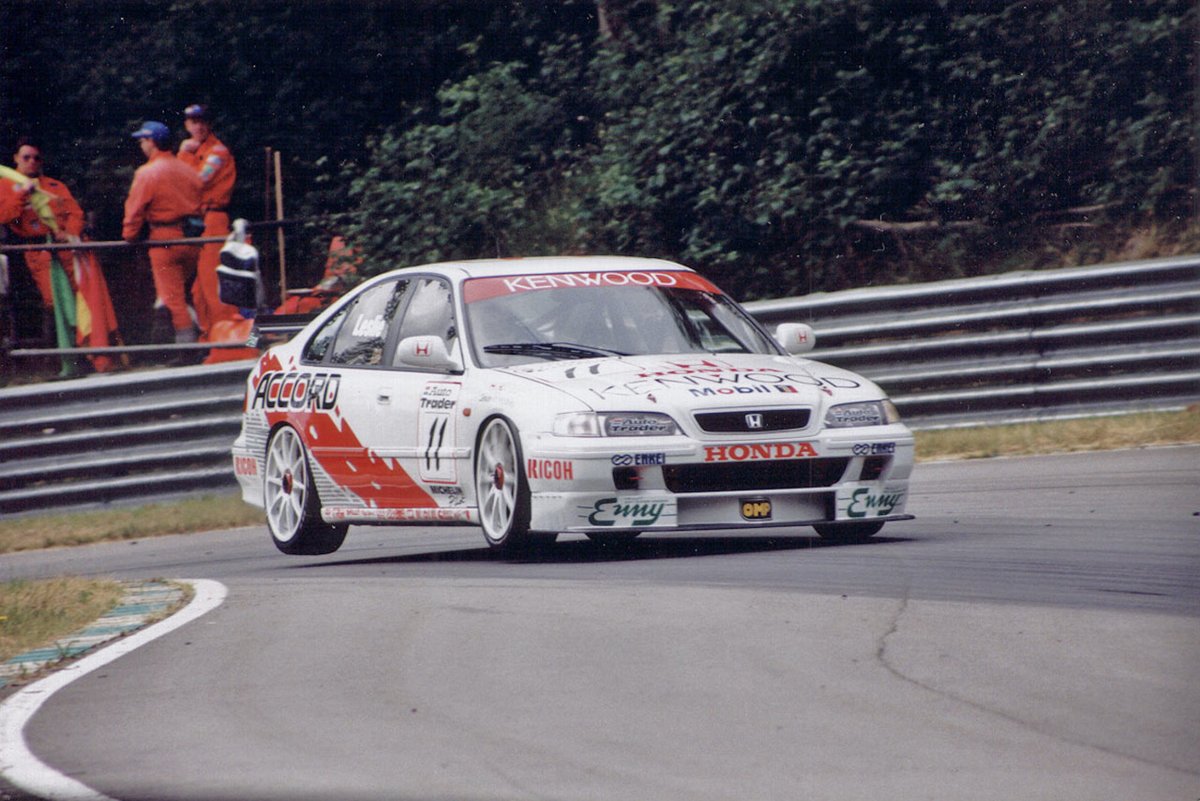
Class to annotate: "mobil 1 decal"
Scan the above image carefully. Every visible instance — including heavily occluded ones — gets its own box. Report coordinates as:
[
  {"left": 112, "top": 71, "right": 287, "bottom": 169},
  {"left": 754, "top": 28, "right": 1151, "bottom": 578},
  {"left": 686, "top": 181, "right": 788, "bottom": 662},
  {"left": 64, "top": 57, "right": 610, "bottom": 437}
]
[{"left": 419, "top": 381, "right": 461, "bottom": 483}]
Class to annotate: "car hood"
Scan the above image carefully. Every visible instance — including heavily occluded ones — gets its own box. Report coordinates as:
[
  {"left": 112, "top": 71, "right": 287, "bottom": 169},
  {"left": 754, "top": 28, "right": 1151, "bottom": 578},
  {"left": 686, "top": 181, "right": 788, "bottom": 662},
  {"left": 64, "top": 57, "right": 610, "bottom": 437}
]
[{"left": 497, "top": 353, "right": 885, "bottom": 415}]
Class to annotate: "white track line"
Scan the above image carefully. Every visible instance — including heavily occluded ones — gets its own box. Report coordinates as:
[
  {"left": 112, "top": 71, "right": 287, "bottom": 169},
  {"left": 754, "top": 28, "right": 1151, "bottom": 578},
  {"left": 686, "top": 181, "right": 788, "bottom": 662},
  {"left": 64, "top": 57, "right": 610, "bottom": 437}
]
[{"left": 0, "top": 579, "right": 227, "bottom": 801}]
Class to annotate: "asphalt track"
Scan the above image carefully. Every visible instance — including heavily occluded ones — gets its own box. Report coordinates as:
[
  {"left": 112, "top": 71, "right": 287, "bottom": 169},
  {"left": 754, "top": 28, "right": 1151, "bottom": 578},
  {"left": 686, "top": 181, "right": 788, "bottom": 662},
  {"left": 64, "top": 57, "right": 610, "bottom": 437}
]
[{"left": 0, "top": 446, "right": 1197, "bottom": 800}]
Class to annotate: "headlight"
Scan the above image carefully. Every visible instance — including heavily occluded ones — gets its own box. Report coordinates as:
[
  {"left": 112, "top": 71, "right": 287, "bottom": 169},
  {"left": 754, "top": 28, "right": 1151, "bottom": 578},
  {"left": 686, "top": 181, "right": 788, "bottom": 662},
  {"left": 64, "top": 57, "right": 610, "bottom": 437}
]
[
  {"left": 553, "top": 412, "right": 679, "bottom": 437},
  {"left": 824, "top": 400, "right": 901, "bottom": 428}
]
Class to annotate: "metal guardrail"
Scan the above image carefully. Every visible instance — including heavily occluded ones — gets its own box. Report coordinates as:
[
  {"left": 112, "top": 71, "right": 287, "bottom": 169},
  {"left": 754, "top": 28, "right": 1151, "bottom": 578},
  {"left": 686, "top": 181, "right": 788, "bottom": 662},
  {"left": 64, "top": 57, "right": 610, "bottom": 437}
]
[
  {"left": 747, "top": 254, "right": 1200, "bottom": 427},
  {"left": 0, "top": 255, "right": 1196, "bottom": 514}
]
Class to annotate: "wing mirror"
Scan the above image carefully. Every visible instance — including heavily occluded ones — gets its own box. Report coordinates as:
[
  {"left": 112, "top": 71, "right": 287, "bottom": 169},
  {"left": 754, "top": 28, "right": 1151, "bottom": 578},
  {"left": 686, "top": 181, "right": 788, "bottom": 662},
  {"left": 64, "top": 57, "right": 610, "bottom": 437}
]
[
  {"left": 395, "top": 336, "right": 462, "bottom": 371},
  {"left": 774, "top": 323, "right": 815, "bottom": 354}
]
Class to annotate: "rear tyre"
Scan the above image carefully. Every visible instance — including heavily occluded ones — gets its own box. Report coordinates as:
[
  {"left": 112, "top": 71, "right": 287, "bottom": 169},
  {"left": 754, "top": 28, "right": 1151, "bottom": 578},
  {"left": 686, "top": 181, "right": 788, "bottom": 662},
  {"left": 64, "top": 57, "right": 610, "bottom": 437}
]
[
  {"left": 475, "top": 417, "right": 546, "bottom": 552},
  {"left": 813, "top": 521, "right": 885, "bottom": 543},
  {"left": 264, "top": 426, "right": 348, "bottom": 555}
]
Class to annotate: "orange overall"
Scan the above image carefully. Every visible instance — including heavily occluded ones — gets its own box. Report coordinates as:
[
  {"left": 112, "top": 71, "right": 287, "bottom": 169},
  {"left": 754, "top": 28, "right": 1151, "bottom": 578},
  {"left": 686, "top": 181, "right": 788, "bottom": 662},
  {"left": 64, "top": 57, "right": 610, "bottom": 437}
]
[
  {"left": 0, "top": 174, "right": 84, "bottom": 307},
  {"left": 179, "top": 133, "right": 238, "bottom": 337},
  {"left": 122, "top": 151, "right": 203, "bottom": 332}
]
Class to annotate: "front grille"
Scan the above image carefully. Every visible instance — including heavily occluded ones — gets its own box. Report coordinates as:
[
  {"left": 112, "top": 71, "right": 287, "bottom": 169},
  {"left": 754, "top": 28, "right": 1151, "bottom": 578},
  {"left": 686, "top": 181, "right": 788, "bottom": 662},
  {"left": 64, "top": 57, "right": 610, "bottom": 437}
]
[
  {"left": 663, "top": 458, "right": 849, "bottom": 493},
  {"left": 694, "top": 408, "right": 811, "bottom": 433}
]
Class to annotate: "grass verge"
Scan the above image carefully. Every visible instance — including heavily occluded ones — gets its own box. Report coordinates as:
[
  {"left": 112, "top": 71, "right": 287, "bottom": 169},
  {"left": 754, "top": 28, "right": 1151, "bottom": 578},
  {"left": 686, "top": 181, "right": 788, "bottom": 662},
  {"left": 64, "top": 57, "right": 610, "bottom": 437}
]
[
  {"left": 915, "top": 407, "right": 1200, "bottom": 461},
  {"left": 0, "top": 577, "right": 124, "bottom": 662},
  {"left": 0, "top": 493, "right": 263, "bottom": 556}
]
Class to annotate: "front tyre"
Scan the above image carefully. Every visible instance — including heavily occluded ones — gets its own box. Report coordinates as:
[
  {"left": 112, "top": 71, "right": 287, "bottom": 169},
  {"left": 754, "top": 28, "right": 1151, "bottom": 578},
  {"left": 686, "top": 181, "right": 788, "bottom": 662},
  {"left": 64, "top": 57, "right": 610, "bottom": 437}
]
[
  {"left": 264, "top": 425, "right": 348, "bottom": 555},
  {"left": 475, "top": 417, "right": 544, "bottom": 551},
  {"left": 813, "top": 521, "right": 885, "bottom": 543}
]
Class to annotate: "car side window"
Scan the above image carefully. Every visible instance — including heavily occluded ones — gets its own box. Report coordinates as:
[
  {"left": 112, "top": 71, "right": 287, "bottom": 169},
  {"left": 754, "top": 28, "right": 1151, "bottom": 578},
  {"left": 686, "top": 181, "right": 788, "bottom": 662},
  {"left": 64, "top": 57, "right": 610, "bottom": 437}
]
[
  {"left": 328, "top": 280, "right": 409, "bottom": 366},
  {"left": 391, "top": 277, "right": 456, "bottom": 363},
  {"left": 302, "top": 306, "right": 349, "bottom": 363}
]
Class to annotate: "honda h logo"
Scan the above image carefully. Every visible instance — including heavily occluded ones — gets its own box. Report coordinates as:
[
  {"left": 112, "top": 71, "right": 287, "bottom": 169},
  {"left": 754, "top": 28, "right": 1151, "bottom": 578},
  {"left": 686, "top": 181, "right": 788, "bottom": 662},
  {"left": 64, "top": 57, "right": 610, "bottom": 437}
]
[{"left": 745, "top": 413, "right": 764, "bottom": 430}]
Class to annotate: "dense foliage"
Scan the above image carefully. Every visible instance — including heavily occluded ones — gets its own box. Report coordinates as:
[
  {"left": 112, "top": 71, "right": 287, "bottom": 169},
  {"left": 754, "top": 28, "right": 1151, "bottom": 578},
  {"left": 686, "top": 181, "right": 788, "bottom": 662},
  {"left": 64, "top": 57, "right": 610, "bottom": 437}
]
[
  {"left": 345, "top": 0, "right": 1196, "bottom": 297},
  {"left": 3, "top": 0, "right": 1195, "bottom": 302}
]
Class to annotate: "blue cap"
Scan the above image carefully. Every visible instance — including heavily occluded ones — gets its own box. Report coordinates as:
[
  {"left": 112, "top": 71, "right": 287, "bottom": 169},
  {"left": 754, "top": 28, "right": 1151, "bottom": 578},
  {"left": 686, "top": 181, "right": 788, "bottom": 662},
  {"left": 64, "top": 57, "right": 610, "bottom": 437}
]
[
  {"left": 183, "top": 104, "right": 210, "bottom": 120},
  {"left": 131, "top": 121, "right": 170, "bottom": 145}
]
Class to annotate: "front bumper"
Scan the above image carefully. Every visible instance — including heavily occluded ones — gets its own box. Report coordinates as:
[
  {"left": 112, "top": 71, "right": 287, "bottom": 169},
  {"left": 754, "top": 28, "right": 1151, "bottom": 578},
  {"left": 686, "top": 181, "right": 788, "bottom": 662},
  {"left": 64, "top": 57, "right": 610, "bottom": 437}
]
[{"left": 523, "top": 428, "right": 914, "bottom": 533}]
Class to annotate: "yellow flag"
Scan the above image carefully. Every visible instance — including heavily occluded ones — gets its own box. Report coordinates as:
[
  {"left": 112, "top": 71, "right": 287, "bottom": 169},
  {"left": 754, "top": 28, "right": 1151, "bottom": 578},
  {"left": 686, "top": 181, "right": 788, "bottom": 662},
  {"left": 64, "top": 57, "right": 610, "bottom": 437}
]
[{"left": 0, "top": 164, "right": 59, "bottom": 233}]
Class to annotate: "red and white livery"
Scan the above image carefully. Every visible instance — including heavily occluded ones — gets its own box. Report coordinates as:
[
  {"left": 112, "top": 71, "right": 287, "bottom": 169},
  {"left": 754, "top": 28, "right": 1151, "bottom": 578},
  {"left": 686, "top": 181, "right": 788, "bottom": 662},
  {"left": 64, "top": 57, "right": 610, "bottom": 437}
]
[{"left": 232, "top": 256, "right": 914, "bottom": 554}]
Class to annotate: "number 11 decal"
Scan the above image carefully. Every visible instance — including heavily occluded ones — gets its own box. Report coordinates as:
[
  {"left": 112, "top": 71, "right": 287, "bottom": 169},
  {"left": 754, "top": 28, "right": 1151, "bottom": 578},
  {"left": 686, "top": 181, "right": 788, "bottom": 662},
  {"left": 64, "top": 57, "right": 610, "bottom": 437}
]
[{"left": 419, "top": 381, "right": 461, "bottom": 483}]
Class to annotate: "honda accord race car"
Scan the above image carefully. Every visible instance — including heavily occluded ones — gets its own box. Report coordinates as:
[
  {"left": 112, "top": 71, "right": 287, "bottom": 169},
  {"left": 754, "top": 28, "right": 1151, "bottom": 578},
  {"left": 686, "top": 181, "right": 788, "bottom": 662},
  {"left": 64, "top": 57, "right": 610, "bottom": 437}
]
[{"left": 232, "top": 256, "right": 914, "bottom": 555}]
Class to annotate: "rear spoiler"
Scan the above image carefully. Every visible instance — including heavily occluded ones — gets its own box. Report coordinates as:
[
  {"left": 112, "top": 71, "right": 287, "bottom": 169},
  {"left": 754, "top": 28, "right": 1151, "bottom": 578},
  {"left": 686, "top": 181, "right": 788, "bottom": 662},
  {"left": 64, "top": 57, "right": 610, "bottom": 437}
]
[{"left": 247, "top": 312, "right": 319, "bottom": 347}]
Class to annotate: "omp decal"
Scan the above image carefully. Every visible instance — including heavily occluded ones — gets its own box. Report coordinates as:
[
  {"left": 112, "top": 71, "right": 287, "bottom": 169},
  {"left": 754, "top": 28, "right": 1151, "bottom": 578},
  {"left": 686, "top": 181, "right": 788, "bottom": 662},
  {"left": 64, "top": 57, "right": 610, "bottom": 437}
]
[
  {"left": 853, "top": 442, "right": 896, "bottom": 456},
  {"left": 842, "top": 487, "right": 907, "bottom": 518},
  {"left": 233, "top": 456, "right": 258, "bottom": 477},
  {"left": 704, "top": 442, "right": 818, "bottom": 462},
  {"left": 741, "top": 498, "right": 772, "bottom": 520},
  {"left": 463, "top": 271, "right": 720, "bottom": 303},
  {"left": 583, "top": 497, "right": 676, "bottom": 527},
  {"left": 250, "top": 370, "right": 341, "bottom": 411},
  {"left": 527, "top": 459, "right": 575, "bottom": 481},
  {"left": 419, "top": 382, "right": 461, "bottom": 483},
  {"left": 611, "top": 453, "right": 666, "bottom": 466}
]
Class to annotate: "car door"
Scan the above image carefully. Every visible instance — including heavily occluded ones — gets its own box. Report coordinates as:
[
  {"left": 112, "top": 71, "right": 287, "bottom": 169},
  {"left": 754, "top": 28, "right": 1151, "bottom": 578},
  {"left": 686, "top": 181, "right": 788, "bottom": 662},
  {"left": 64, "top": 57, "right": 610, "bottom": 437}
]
[
  {"left": 304, "top": 277, "right": 434, "bottom": 514},
  {"left": 376, "top": 276, "right": 472, "bottom": 515}
]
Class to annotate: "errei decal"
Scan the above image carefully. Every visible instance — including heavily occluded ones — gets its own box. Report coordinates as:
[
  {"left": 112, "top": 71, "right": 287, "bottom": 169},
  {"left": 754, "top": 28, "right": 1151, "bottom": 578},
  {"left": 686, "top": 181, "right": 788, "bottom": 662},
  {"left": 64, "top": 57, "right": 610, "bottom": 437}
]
[
  {"left": 853, "top": 442, "right": 896, "bottom": 456},
  {"left": 234, "top": 456, "right": 258, "bottom": 476},
  {"left": 611, "top": 453, "right": 666, "bottom": 466}
]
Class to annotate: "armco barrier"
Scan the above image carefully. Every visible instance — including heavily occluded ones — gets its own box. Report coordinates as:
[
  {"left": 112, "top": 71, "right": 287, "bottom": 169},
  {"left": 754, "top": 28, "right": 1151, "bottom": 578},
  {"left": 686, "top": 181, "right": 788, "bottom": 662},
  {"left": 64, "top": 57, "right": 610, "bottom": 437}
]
[{"left": 0, "top": 256, "right": 1196, "bottom": 514}]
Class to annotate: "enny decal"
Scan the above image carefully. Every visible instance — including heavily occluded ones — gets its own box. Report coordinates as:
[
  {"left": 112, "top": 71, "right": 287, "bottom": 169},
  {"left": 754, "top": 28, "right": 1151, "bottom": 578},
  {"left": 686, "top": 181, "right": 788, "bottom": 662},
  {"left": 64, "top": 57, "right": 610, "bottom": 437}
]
[
  {"left": 703, "top": 442, "right": 818, "bottom": 463},
  {"left": 846, "top": 487, "right": 906, "bottom": 518},
  {"left": 584, "top": 497, "right": 674, "bottom": 527},
  {"left": 250, "top": 371, "right": 341, "bottom": 411}
]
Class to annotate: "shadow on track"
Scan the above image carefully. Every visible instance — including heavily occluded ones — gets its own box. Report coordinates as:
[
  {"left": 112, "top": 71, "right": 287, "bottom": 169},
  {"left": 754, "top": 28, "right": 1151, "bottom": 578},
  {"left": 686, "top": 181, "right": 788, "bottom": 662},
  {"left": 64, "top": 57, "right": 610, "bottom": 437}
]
[{"left": 302, "top": 534, "right": 912, "bottom": 569}]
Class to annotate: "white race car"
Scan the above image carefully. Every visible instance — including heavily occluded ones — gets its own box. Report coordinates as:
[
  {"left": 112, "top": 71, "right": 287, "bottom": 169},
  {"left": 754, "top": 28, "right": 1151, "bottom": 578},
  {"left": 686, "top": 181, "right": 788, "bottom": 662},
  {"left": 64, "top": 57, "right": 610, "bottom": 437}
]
[{"left": 232, "top": 256, "right": 913, "bottom": 554}]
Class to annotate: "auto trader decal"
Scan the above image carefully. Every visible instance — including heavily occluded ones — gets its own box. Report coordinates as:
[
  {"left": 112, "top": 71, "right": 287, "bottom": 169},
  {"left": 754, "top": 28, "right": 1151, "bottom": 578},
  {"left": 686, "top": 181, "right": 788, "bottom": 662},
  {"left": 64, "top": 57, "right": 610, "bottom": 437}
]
[{"left": 418, "top": 382, "right": 461, "bottom": 484}]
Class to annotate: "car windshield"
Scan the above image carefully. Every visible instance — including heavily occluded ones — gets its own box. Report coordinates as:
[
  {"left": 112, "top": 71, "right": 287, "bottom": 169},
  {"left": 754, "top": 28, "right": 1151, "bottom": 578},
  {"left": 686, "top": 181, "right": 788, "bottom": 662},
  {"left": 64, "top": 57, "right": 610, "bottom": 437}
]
[{"left": 462, "top": 271, "right": 780, "bottom": 367}]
